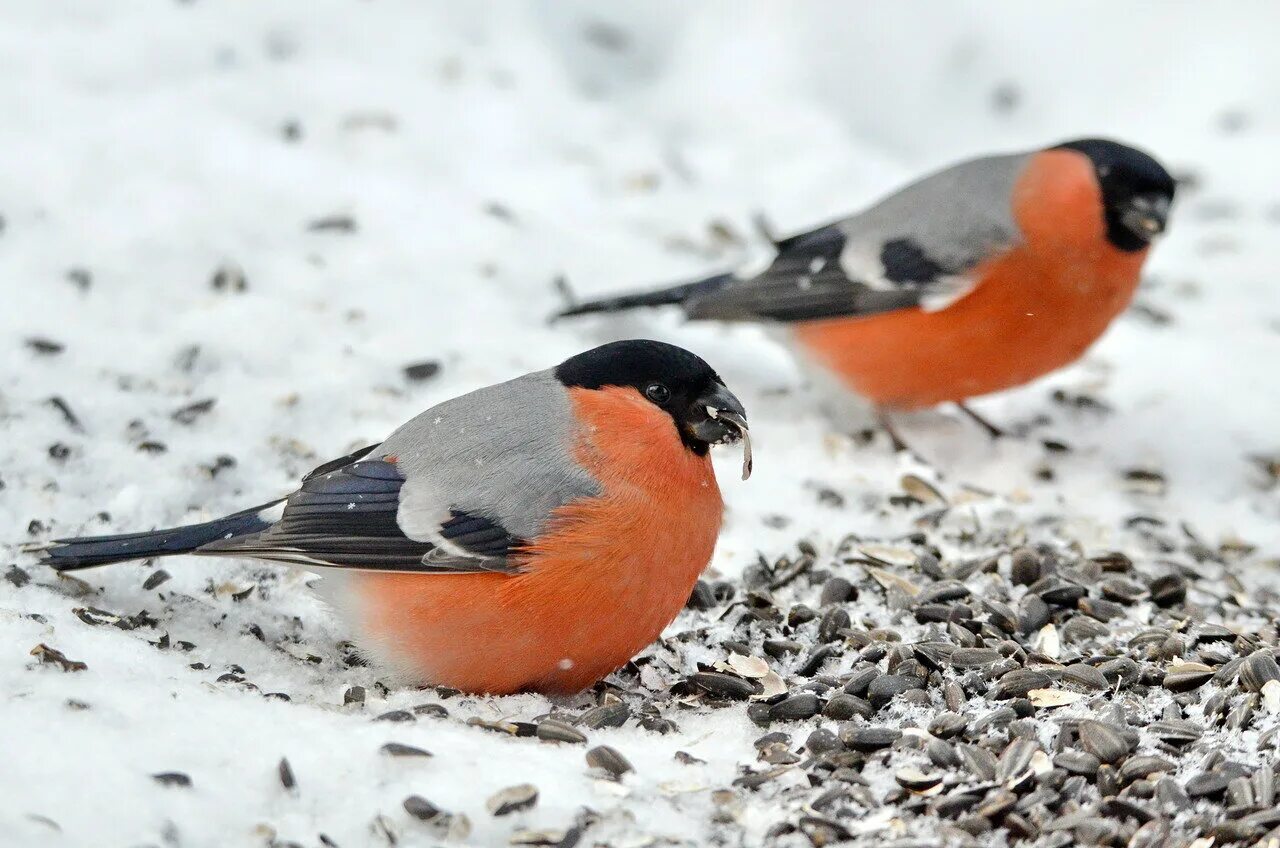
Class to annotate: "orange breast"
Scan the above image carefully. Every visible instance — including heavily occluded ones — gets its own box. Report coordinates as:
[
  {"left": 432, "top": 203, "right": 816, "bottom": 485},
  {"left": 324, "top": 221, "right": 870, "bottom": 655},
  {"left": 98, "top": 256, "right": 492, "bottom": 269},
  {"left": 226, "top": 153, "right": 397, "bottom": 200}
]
[
  {"left": 350, "top": 386, "right": 723, "bottom": 694},
  {"left": 793, "top": 150, "right": 1150, "bottom": 410}
]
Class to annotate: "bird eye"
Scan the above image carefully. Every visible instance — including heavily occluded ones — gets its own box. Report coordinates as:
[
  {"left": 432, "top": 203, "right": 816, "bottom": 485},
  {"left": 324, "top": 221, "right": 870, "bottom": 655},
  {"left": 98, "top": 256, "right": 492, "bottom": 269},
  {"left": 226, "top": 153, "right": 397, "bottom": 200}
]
[{"left": 645, "top": 382, "right": 671, "bottom": 404}]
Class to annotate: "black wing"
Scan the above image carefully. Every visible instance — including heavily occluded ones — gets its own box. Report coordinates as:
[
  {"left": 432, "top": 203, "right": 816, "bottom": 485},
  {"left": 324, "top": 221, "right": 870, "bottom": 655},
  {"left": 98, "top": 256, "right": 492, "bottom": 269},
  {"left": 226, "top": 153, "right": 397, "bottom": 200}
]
[
  {"left": 199, "top": 458, "right": 524, "bottom": 574},
  {"left": 682, "top": 224, "right": 963, "bottom": 322}
]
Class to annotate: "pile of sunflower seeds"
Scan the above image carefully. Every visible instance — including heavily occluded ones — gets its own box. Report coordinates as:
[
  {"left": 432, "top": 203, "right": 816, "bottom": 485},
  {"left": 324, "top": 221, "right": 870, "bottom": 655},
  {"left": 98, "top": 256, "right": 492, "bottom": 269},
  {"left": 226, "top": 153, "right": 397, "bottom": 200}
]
[{"left": 589, "top": 500, "right": 1280, "bottom": 848}]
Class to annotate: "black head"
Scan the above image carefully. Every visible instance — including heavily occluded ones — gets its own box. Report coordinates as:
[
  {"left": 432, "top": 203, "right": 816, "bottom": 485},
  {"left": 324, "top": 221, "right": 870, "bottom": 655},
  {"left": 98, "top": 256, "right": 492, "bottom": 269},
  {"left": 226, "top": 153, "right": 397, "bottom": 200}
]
[
  {"left": 555, "top": 339, "right": 749, "bottom": 460},
  {"left": 1054, "top": 139, "right": 1176, "bottom": 252}
]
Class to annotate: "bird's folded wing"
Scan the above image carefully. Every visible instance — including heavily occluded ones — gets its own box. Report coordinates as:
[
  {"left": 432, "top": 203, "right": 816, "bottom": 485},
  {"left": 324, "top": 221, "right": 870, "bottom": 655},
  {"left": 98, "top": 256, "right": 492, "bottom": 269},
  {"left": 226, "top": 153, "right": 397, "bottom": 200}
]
[
  {"left": 204, "top": 372, "right": 601, "bottom": 575},
  {"left": 685, "top": 152, "right": 1027, "bottom": 323}
]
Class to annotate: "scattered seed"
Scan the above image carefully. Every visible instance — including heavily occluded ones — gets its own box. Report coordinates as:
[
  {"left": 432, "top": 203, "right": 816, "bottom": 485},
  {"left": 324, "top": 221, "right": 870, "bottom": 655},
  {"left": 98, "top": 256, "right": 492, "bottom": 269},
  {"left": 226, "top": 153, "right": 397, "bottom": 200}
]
[
  {"left": 278, "top": 757, "right": 296, "bottom": 790},
  {"left": 1163, "top": 662, "right": 1215, "bottom": 692},
  {"left": 30, "top": 643, "right": 87, "bottom": 672},
  {"left": 840, "top": 726, "right": 901, "bottom": 752},
  {"left": 403, "top": 795, "right": 442, "bottom": 821},
  {"left": 1078, "top": 720, "right": 1130, "bottom": 764},
  {"left": 152, "top": 772, "right": 192, "bottom": 788},
  {"left": 687, "top": 672, "right": 759, "bottom": 701},
  {"left": 486, "top": 784, "right": 538, "bottom": 816},
  {"left": 536, "top": 719, "right": 587, "bottom": 744},
  {"left": 769, "top": 693, "right": 821, "bottom": 722},
  {"left": 381, "top": 742, "right": 432, "bottom": 760},
  {"left": 1240, "top": 650, "right": 1280, "bottom": 692},
  {"left": 586, "top": 745, "right": 633, "bottom": 778}
]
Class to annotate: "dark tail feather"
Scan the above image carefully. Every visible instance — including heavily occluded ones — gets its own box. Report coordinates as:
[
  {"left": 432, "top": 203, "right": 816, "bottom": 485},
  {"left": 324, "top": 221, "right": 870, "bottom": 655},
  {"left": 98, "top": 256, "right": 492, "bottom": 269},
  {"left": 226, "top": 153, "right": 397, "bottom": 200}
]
[
  {"left": 554, "top": 273, "right": 733, "bottom": 319},
  {"left": 38, "top": 499, "right": 284, "bottom": 571}
]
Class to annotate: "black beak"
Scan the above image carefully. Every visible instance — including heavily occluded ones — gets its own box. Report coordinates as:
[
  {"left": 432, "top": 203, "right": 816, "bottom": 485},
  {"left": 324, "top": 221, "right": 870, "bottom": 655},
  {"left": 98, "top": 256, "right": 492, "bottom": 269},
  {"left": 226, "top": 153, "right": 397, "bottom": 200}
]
[
  {"left": 687, "top": 384, "right": 752, "bottom": 480},
  {"left": 1120, "top": 194, "right": 1171, "bottom": 242}
]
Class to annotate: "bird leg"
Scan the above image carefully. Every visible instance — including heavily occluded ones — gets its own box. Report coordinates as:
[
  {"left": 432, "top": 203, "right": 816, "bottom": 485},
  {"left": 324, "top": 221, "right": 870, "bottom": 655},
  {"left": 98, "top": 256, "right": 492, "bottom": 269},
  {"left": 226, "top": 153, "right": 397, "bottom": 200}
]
[
  {"left": 956, "top": 402, "right": 1005, "bottom": 439},
  {"left": 876, "top": 409, "right": 911, "bottom": 455}
]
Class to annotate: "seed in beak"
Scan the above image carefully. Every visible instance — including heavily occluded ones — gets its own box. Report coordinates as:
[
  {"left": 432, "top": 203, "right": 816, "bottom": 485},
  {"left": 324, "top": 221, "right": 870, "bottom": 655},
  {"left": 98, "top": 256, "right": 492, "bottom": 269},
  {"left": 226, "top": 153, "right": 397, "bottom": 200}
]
[{"left": 714, "top": 410, "right": 752, "bottom": 481}]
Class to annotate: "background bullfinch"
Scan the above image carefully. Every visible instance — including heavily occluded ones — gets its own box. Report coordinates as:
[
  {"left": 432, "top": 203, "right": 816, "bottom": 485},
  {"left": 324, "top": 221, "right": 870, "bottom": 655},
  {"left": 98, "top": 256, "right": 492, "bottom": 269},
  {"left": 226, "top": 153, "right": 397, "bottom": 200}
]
[
  {"left": 36, "top": 340, "right": 751, "bottom": 695},
  {"left": 556, "top": 138, "right": 1176, "bottom": 444}
]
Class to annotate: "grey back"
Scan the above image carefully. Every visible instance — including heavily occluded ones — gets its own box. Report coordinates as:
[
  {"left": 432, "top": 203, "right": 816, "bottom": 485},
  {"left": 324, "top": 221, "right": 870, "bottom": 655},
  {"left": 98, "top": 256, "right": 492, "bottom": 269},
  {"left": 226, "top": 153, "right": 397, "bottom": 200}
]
[{"left": 375, "top": 369, "right": 602, "bottom": 548}]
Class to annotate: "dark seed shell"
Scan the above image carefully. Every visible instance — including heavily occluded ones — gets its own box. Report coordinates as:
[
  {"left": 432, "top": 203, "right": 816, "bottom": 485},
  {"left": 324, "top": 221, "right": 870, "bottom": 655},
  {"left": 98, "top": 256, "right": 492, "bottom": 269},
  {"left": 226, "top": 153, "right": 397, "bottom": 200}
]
[
  {"left": 867, "top": 674, "right": 926, "bottom": 708},
  {"left": 586, "top": 745, "right": 633, "bottom": 777},
  {"left": 1185, "top": 771, "right": 1231, "bottom": 798},
  {"left": 1010, "top": 548, "right": 1042, "bottom": 586},
  {"left": 486, "top": 783, "right": 538, "bottom": 816},
  {"left": 928, "top": 712, "right": 967, "bottom": 739},
  {"left": 403, "top": 795, "right": 442, "bottom": 821},
  {"left": 769, "top": 693, "right": 821, "bottom": 722},
  {"left": 536, "top": 719, "right": 587, "bottom": 744},
  {"left": 992, "top": 669, "right": 1052, "bottom": 700},
  {"left": 687, "top": 672, "right": 760, "bottom": 701},
  {"left": 957, "top": 743, "right": 998, "bottom": 781},
  {"left": 839, "top": 725, "right": 901, "bottom": 751},
  {"left": 381, "top": 742, "right": 433, "bottom": 758},
  {"left": 1240, "top": 649, "right": 1280, "bottom": 693},
  {"left": 819, "top": 577, "right": 855, "bottom": 607},
  {"left": 1162, "top": 662, "right": 1215, "bottom": 693},
  {"left": 805, "top": 729, "right": 841, "bottom": 756},
  {"left": 1055, "top": 750, "right": 1101, "bottom": 777},
  {"left": 950, "top": 648, "right": 1002, "bottom": 668},
  {"left": 996, "top": 737, "right": 1039, "bottom": 784},
  {"left": 822, "top": 693, "right": 871, "bottom": 721},
  {"left": 1119, "top": 755, "right": 1175, "bottom": 783},
  {"left": 1060, "top": 663, "right": 1110, "bottom": 691},
  {"left": 1078, "top": 720, "right": 1130, "bottom": 764}
]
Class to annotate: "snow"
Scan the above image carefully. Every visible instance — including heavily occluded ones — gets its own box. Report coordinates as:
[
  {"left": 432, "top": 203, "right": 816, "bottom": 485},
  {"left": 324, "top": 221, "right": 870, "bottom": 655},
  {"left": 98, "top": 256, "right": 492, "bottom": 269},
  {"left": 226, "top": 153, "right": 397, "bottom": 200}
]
[{"left": 2, "top": 2, "right": 1280, "bottom": 846}]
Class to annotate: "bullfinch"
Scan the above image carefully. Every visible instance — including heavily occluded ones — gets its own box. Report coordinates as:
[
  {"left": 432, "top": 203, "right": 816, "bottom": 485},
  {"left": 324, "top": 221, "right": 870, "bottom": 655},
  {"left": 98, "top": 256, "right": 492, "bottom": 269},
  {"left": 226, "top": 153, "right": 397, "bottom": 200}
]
[
  {"left": 556, "top": 138, "right": 1175, "bottom": 444},
  {"left": 36, "top": 340, "right": 751, "bottom": 695}
]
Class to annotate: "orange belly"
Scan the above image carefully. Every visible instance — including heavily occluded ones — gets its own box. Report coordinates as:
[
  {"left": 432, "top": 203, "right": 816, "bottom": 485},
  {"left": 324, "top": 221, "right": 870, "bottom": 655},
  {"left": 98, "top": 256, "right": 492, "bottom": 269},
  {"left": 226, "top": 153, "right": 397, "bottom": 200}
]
[
  {"left": 791, "top": 244, "right": 1147, "bottom": 409},
  {"left": 350, "top": 386, "right": 723, "bottom": 694}
]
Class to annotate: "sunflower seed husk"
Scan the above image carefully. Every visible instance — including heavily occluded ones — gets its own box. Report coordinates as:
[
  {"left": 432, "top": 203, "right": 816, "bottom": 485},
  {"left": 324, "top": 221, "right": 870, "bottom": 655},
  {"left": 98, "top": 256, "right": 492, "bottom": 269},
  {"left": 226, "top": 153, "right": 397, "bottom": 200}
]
[
  {"left": 1078, "top": 720, "right": 1130, "bottom": 764},
  {"left": 536, "top": 719, "right": 587, "bottom": 744},
  {"left": 586, "top": 745, "right": 633, "bottom": 778},
  {"left": 1240, "top": 650, "right": 1280, "bottom": 693},
  {"left": 486, "top": 784, "right": 538, "bottom": 816},
  {"left": 839, "top": 726, "right": 901, "bottom": 751}
]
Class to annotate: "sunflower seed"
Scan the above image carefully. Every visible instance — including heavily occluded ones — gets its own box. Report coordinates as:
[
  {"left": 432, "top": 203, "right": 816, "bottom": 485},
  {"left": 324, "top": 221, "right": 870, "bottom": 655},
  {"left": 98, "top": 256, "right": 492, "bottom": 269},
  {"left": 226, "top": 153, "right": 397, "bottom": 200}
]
[
  {"left": 586, "top": 745, "right": 633, "bottom": 778},
  {"left": 958, "top": 744, "right": 998, "bottom": 781},
  {"left": 819, "top": 577, "right": 855, "bottom": 606},
  {"left": 868, "top": 674, "right": 926, "bottom": 708},
  {"left": 1186, "top": 771, "right": 1231, "bottom": 798},
  {"left": 487, "top": 784, "right": 538, "bottom": 816},
  {"left": 1240, "top": 650, "right": 1280, "bottom": 692},
  {"left": 536, "top": 719, "right": 587, "bottom": 744},
  {"left": 1078, "top": 720, "right": 1130, "bottom": 764},
  {"left": 896, "top": 767, "right": 943, "bottom": 792},
  {"left": 822, "top": 693, "right": 872, "bottom": 720},
  {"left": 1010, "top": 548, "right": 1042, "bottom": 585},
  {"left": 996, "top": 737, "right": 1039, "bottom": 784},
  {"left": 381, "top": 742, "right": 432, "bottom": 758},
  {"left": 1162, "top": 662, "right": 1215, "bottom": 692},
  {"left": 578, "top": 701, "right": 632, "bottom": 727},
  {"left": 1149, "top": 574, "right": 1187, "bottom": 607},
  {"left": 1055, "top": 750, "right": 1101, "bottom": 777},
  {"left": 1119, "top": 756, "right": 1174, "bottom": 783},
  {"left": 839, "top": 726, "right": 901, "bottom": 751},
  {"left": 993, "top": 669, "right": 1053, "bottom": 700},
  {"left": 950, "top": 648, "right": 1002, "bottom": 668},
  {"left": 929, "top": 712, "right": 967, "bottom": 738},
  {"left": 404, "top": 795, "right": 442, "bottom": 821},
  {"left": 769, "top": 693, "right": 821, "bottom": 722}
]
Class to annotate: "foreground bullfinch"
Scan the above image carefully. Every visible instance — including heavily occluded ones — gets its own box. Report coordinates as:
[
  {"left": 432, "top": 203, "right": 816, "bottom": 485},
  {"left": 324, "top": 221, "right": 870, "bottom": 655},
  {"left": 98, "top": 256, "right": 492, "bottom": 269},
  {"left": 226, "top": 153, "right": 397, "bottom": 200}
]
[
  {"left": 557, "top": 138, "right": 1175, "bottom": 443},
  {"left": 36, "top": 340, "right": 751, "bottom": 695}
]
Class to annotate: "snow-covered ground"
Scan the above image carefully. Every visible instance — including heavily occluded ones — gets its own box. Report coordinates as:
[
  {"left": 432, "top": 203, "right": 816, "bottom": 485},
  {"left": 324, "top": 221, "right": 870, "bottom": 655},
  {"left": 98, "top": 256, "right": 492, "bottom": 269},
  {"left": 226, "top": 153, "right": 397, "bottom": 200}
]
[{"left": 2, "top": 3, "right": 1279, "bottom": 846}]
